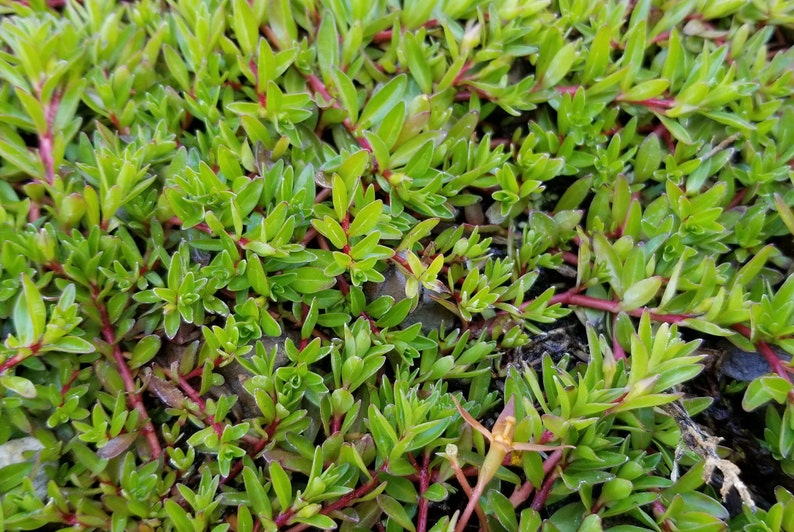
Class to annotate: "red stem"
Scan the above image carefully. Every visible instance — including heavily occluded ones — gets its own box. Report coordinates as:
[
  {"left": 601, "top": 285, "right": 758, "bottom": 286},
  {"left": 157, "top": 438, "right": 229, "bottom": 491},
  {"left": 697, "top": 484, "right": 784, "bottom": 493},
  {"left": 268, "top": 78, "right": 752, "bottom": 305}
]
[
  {"left": 416, "top": 453, "right": 431, "bottom": 532},
  {"left": 92, "top": 286, "right": 162, "bottom": 458},
  {"left": 361, "top": 311, "right": 380, "bottom": 334},
  {"left": 651, "top": 494, "right": 674, "bottom": 532},
  {"left": 221, "top": 422, "right": 277, "bottom": 484},
  {"left": 555, "top": 85, "right": 580, "bottom": 95},
  {"left": 330, "top": 414, "right": 342, "bottom": 434},
  {"left": 611, "top": 314, "right": 627, "bottom": 361},
  {"left": 336, "top": 274, "right": 350, "bottom": 296},
  {"left": 630, "top": 98, "right": 675, "bottom": 110},
  {"left": 341, "top": 213, "right": 351, "bottom": 255},
  {"left": 315, "top": 188, "right": 332, "bottom": 204},
  {"left": 732, "top": 324, "right": 794, "bottom": 401},
  {"left": 728, "top": 188, "right": 748, "bottom": 209},
  {"left": 542, "top": 290, "right": 794, "bottom": 402},
  {"left": 305, "top": 74, "right": 373, "bottom": 155},
  {"left": 164, "top": 368, "right": 225, "bottom": 438},
  {"left": 302, "top": 226, "right": 318, "bottom": 246},
  {"left": 390, "top": 253, "right": 413, "bottom": 273},
  {"left": 560, "top": 250, "right": 578, "bottom": 265},
  {"left": 37, "top": 87, "right": 61, "bottom": 185},
  {"left": 530, "top": 468, "right": 559, "bottom": 510},
  {"left": 299, "top": 302, "right": 311, "bottom": 350},
  {"left": 283, "top": 462, "right": 389, "bottom": 532},
  {"left": 509, "top": 449, "right": 564, "bottom": 506},
  {"left": 0, "top": 346, "right": 39, "bottom": 374},
  {"left": 182, "top": 356, "right": 224, "bottom": 380},
  {"left": 58, "top": 369, "right": 81, "bottom": 406},
  {"left": 547, "top": 290, "right": 692, "bottom": 324},
  {"left": 651, "top": 31, "right": 671, "bottom": 44},
  {"left": 372, "top": 19, "right": 440, "bottom": 44}
]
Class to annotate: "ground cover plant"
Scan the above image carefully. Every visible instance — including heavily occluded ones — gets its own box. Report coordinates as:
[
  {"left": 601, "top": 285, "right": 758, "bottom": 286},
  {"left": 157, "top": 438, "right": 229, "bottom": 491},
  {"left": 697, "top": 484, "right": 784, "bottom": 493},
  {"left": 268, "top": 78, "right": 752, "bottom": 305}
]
[{"left": 1, "top": 0, "right": 794, "bottom": 530}]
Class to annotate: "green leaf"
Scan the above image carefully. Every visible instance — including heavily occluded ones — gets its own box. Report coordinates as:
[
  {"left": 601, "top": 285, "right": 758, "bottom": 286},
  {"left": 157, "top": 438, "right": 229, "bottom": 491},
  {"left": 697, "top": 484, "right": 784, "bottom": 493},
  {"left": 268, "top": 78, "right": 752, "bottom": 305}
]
[
  {"left": 612, "top": 393, "right": 679, "bottom": 412},
  {"left": 363, "top": 131, "right": 390, "bottom": 169},
  {"left": 236, "top": 505, "right": 254, "bottom": 532},
  {"left": 702, "top": 110, "right": 755, "bottom": 132},
  {"left": 316, "top": 12, "right": 339, "bottom": 81},
  {"left": 489, "top": 490, "right": 519, "bottom": 531},
  {"left": 331, "top": 68, "right": 359, "bottom": 124},
  {"left": 130, "top": 335, "right": 162, "bottom": 368},
  {"left": 14, "top": 274, "right": 46, "bottom": 345},
  {"left": 680, "top": 319, "right": 733, "bottom": 337},
  {"left": 0, "top": 462, "right": 34, "bottom": 493},
  {"left": 294, "top": 514, "right": 337, "bottom": 529},
  {"left": 368, "top": 404, "right": 398, "bottom": 458},
  {"left": 266, "top": 0, "right": 297, "bottom": 47},
  {"left": 257, "top": 38, "right": 276, "bottom": 89},
  {"left": 164, "top": 45, "right": 190, "bottom": 92},
  {"left": 350, "top": 232, "right": 392, "bottom": 261},
  {"left": 164, "top": 499, "right": 194, "bottom": 532},
  {"left": 396, "top": 218, "right": 439, "bottom": 252},
  {"left": 732, "top": 245, "right": 777, "bottom": 289},
  {"left": 656, "top": 113, "right": 693, "bottom": 144},
  {"left": 164, "top": 311, "right": 182, "bottom": 340},
  {"left": 348, "top": 200, "right": 383, "bottom": 238},
  {"left": 701, "top": 0, "right": 745, "bottom": 19},
  {"left": 383, "top": 474, "right": 418, "bottom": 503},
  {"left": 376, "top": 101, "right": 406, "bottom": 149},
  {"left": 359, "top": 74, "right": 408, "bottom": 129},
  {"left": 332, "top": 173, "right": 349, "bottom": 222},
  {"left": 311, "top": 216, "right": 347, "bottom": 249},
  {"left": 634, "top": 134, "right": 662, "bottom": 182},
  {"left": 54, "top": 336, "right": 95, "bottom": 354},
  {"left": 378, "top": 494, "right": 417, "bottom": 532},
  {"left": 578, "top": 513, "right": 604, "bottom": 531},
  {"left": 583, "top": 26, "right": 612, "bottom": 83},
  {"left": 621, "top": 20, "right": 646, "bottom": 88},
  {"left": 404, "top": 32, "right": 432, "bottom": 93},
  {"left": 542, "top": 42, "right": 577, "bottom": 88},
  {"left": 774, "top": 193, "right": 794, "bottom": 237},
  {"left": 743, "top": 376, "right": 793, "bottom": 411},
  {"left": 592, "top": 233, "right": 623, "bottom": 295},
  {"left": 232, "top": 0, "right": 258, "bottom": 56},
  {"left": 519, "top": 508, "right": 543, "bottom": 532},
  {"left": 301, "top": 298, "right": 319, "bottom": 339},
  {"left": 16, "top": 89, "right": 47, "bottom": 134},
  {"left": 0, "top": 137, "right": 42, "bottom": 176},
  {"left": 292, "top": 267, "right": 337, "bottom": 293},
  {"left": 337, "top": 150, "right": 370, "bottom": 184},
  {"left": 0, "top": 375, "right": 37, "bottom": 398},
  {"left": 620, "top": 277, "right": 662, "bottom": 311},
  {"left": 260, "top": 309, "right": 282, "bottom": 337},
  {"left": 622, "top": 79, "right": 669, "bottom": 102},
  {"left": 243, "top": 466, "right": 272, "bottom": 519},
  {"left": 269, "top": 461, "right": 292, "bottom": 511}
]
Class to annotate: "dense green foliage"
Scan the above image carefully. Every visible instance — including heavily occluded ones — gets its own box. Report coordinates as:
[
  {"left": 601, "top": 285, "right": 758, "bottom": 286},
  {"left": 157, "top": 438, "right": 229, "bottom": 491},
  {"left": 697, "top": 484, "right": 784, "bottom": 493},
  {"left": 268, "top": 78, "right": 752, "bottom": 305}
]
[{"left": 1, "top": 0, "right": 794, "bottom": 530}]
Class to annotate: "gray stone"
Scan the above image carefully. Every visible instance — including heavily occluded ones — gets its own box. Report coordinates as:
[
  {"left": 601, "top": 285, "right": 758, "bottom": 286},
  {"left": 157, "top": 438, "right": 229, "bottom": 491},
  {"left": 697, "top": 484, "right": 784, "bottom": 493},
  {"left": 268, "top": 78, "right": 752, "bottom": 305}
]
[
  {"left": 0, "top": 437, "right": 48, "bottom": 498},
  {"left": 212, "top": 332, "right": 294, "bottom": 418},
  {"left": 721, "top": 344, "right": 792, "bottom": 382},
  {"left": 365, "top": 264, "right": 458, "bottom": 333}
]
